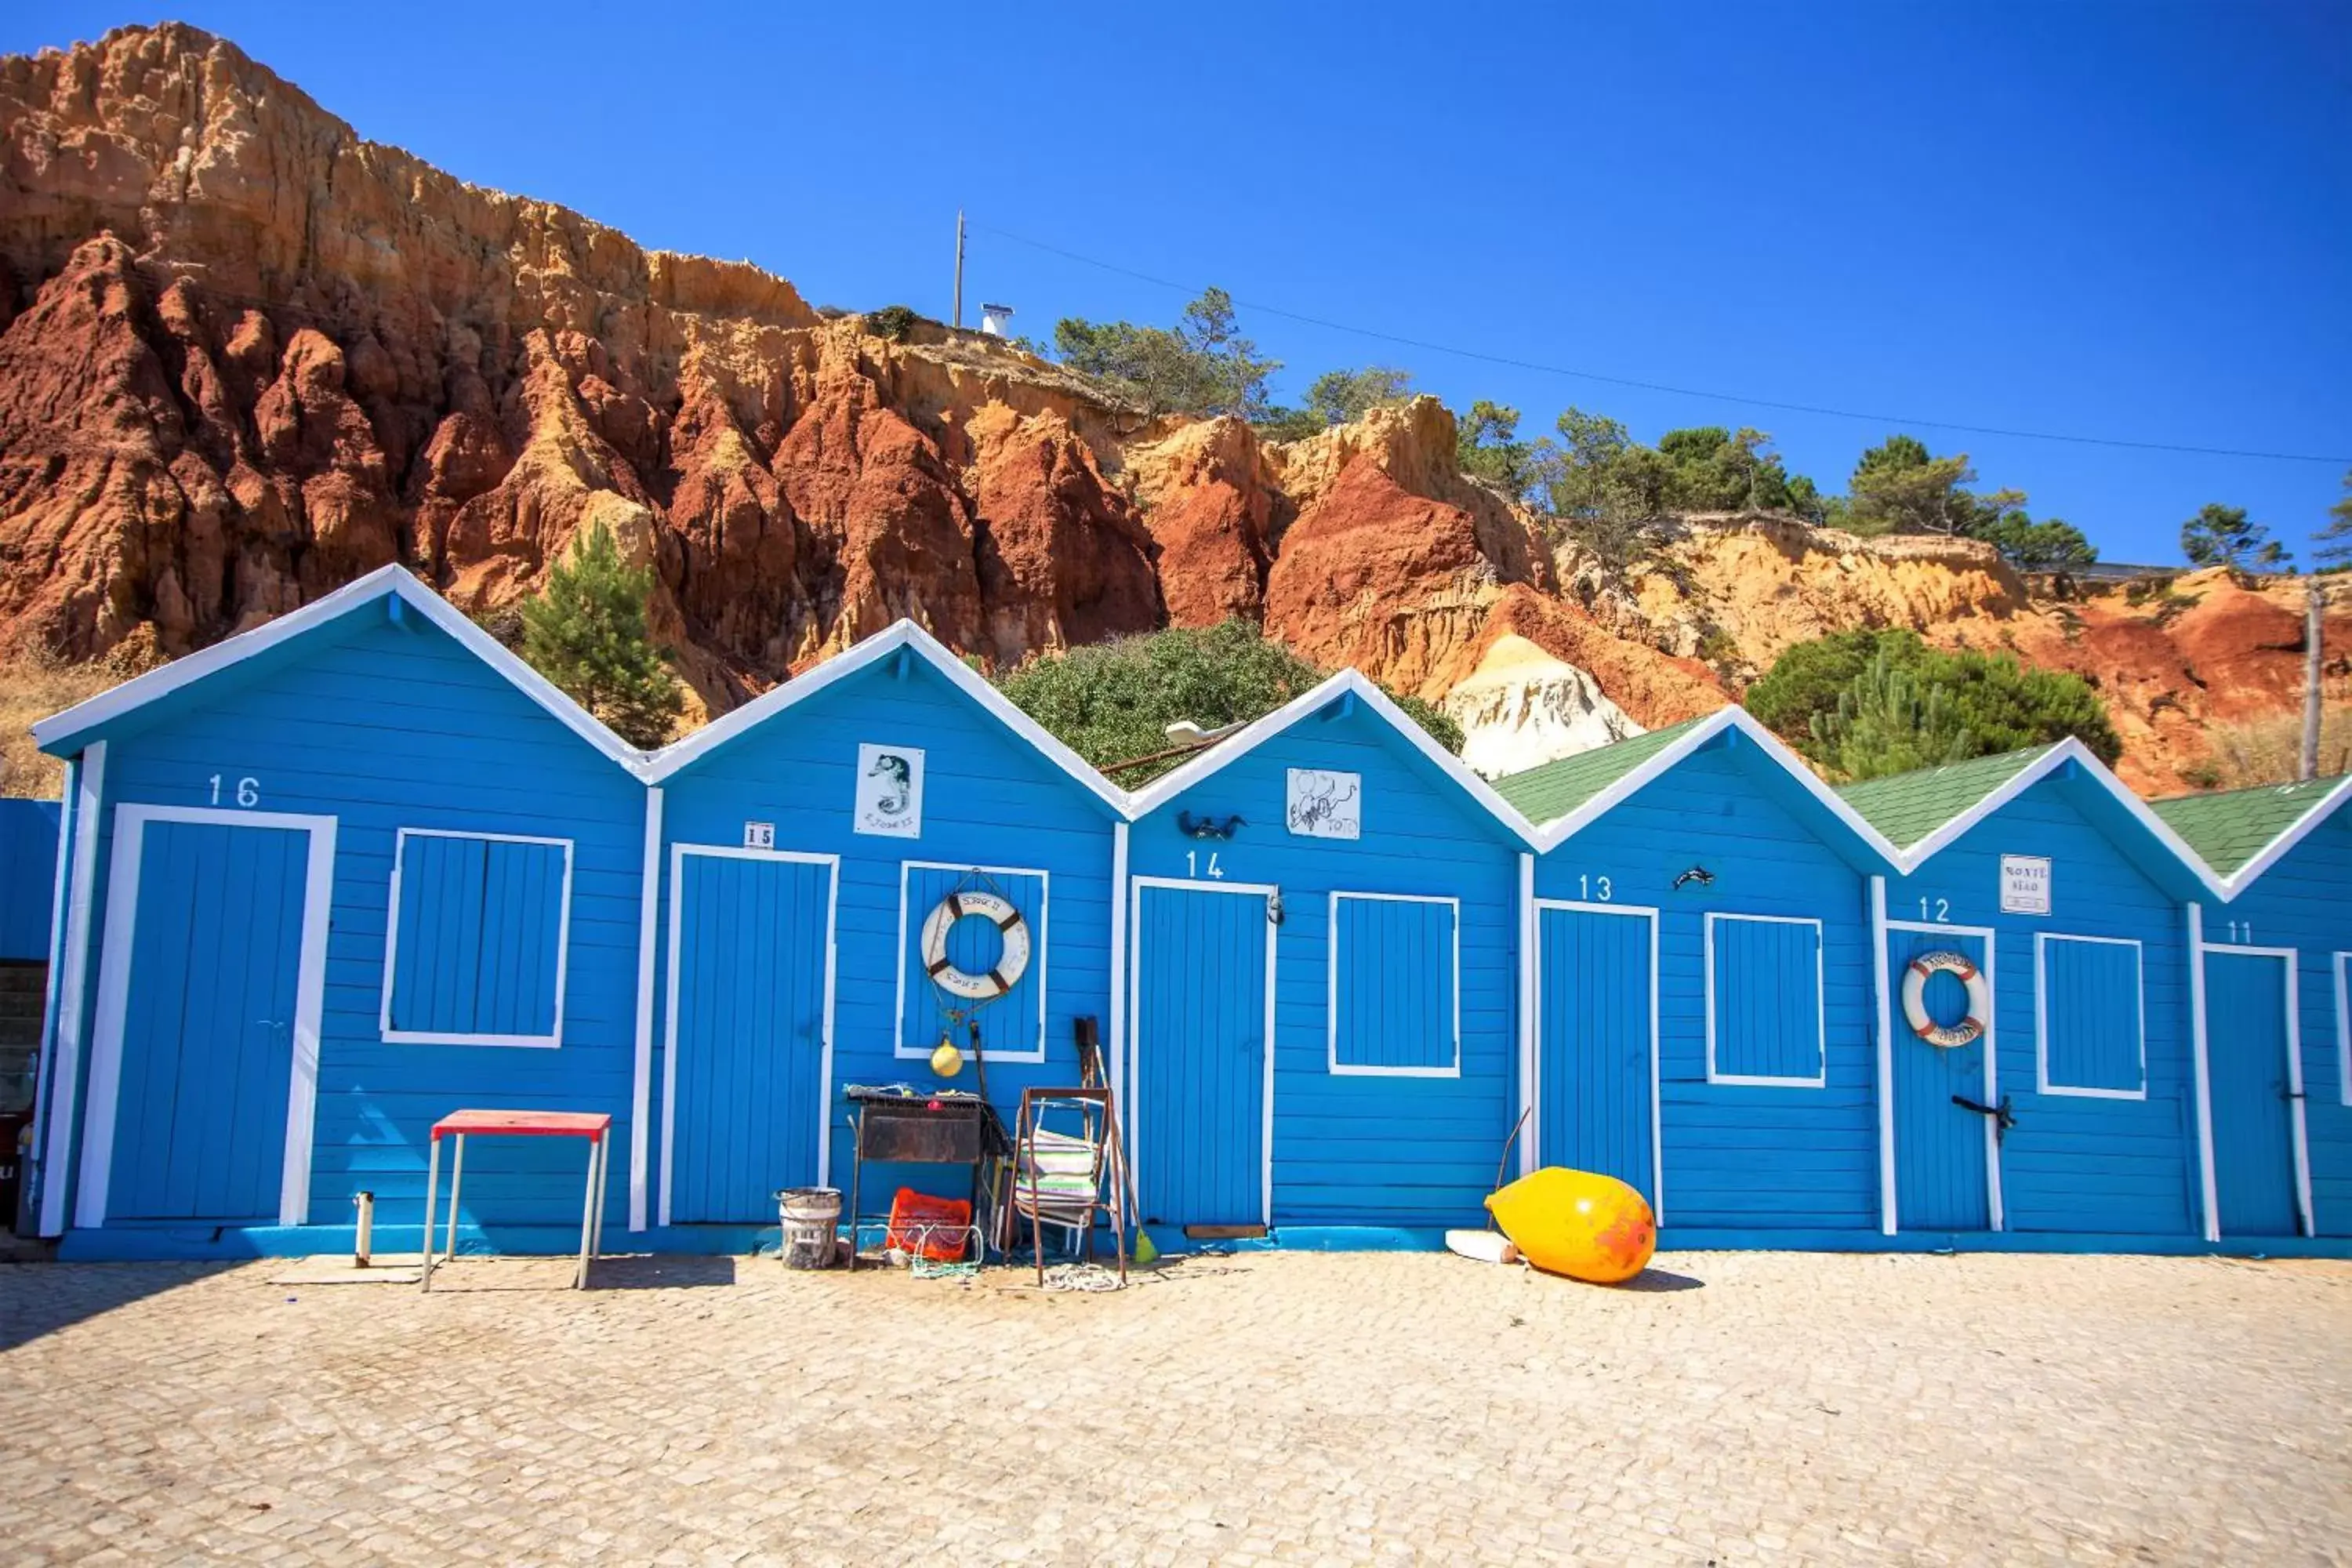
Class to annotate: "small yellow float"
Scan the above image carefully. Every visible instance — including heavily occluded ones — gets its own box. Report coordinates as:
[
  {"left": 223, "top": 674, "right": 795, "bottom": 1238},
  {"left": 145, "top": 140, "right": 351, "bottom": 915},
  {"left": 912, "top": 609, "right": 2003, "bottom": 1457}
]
[{"left": 1484, "top": 1167, "right": 1657, "bottom": 1284}]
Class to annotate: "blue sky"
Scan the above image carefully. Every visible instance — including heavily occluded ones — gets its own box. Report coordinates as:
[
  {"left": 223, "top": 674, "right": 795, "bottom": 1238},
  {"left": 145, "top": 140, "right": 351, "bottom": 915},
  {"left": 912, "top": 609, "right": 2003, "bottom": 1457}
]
[{"left": 9, "top": 3, "right": 2349, "bottom": 564}]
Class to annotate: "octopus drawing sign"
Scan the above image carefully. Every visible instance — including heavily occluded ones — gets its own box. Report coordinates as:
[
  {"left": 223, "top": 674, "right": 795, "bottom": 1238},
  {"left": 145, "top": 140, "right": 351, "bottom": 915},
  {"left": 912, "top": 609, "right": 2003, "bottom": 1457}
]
[
  {"left": 855, "top": 743, "right": 925, "bottom": 838},
  {"left": 1287, "top": 768, "right": 1362, "bottom": 840}
]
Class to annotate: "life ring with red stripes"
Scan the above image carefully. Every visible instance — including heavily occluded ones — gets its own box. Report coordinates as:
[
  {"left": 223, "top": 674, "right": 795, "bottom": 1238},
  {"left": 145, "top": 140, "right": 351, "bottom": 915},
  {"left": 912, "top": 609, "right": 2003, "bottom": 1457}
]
[
  {"left": 920, "top": 888, "right": 1031, "bottom": 1000},
  {"left": 1901, "top": 950, "right": 1988, "bottom": 1049}
]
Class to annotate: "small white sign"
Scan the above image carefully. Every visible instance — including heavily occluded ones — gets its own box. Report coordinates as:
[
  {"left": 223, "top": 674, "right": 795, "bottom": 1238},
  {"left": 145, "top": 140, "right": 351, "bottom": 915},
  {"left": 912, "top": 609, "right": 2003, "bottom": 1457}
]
[
  {"left": 2000, "top": 855, "right": 2051, "bottom": 916},
  {"left": 1286, "top": 768, "right": 1362, "bottom": 840},
  {"left": 855, "top": 743, "right": 925, "bottom": 838},
  {"left": 743, "top": 821, "right": 775, "bottom": 850}
]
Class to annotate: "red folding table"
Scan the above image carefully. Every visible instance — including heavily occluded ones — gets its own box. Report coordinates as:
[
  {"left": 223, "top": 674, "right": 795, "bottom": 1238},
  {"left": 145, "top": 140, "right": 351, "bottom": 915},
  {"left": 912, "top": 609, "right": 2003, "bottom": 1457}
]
[{"left": 419, "top": 1109, "right": 612, "bottom": 1291}]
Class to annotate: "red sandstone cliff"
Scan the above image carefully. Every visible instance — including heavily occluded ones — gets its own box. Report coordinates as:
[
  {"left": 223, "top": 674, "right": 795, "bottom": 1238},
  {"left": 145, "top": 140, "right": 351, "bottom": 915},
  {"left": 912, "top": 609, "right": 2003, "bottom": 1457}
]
[{"left": 0, "top": 24, "right": 2339, "bottom": 792}]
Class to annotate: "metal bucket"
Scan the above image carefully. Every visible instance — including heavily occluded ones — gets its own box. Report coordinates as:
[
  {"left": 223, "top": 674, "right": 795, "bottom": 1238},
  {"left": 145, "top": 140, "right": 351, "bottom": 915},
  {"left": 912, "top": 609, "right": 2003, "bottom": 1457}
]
[{"left": 777, "top": 1186, "right": 842, "bottom": 1270}]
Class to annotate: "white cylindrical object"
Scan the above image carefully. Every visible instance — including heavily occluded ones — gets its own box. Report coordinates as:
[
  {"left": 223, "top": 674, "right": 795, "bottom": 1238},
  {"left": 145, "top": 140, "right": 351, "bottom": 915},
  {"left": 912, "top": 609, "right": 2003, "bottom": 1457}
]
[
  {"left": 779, "top": 1186, "right": 843, "bottom": 1269},
  {"left": 352, "top": 1190, "right": 375, "bottom": 1268}
]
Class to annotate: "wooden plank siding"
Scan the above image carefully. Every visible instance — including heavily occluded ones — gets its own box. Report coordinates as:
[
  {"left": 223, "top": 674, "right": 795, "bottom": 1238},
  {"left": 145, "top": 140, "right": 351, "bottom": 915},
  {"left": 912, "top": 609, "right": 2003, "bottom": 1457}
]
[
  {"left": 1887, "top": 776, "right": 2199, "bottom": 1237},
  {"left": 2193, "top": 808, "right": 2352, "bottom": 1236},
  {"left": 65, "top": 615, "right": 647, "bottom": 1235},
  {"left": 652, "top": 656, "right": 1120, "bottom": 1214},
  {"left": 1125, "top": 704, "right": 1520, "bottom": 1229},
  {"left": 1534, "top": 737, "right": 1880, "bottom": 1233},
  {"left": 0, "top": 799, "right": 62, "bottom": 960}
]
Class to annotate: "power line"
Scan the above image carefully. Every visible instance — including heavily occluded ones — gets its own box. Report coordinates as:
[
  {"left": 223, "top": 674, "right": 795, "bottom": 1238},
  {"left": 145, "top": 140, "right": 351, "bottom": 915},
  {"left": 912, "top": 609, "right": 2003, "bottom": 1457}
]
[{"left": 971, "top": 220, "right": 2352, "bottom": 467}]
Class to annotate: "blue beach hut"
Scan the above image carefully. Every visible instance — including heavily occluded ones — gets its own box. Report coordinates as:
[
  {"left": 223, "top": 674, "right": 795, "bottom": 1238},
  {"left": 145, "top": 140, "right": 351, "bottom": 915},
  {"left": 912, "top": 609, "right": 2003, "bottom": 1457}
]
[
  {"left": 2154, "top": 775, "right": 2352, "bottom": 1241},
  {"left": 637, "top": 622, "right": 1128, "bottom": 1241},
  {"left": 1119, "top": 673, "right": 1541, "bottom": 1239},
  {"left": 1842, "top": 742, "right": 2223, "bottom": 1247},
  {"left": 26, "top": 565, "right": 649, "bottom": 1255},
  {"left": 1497, "top": 709, "right": 1903, "bottom": 1244}
]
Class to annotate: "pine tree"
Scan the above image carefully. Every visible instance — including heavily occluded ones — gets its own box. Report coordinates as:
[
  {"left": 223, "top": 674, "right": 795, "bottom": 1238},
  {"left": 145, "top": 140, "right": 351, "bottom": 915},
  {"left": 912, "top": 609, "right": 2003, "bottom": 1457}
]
[
  {"left": 519, "top": 521, "right": 683, "bottom": 749},
  {"left": 2314, "top": 466, "right": 2352, "bottom": 572},
  {"left": 2181, "top": 502, "right": 2287, "bottom": 572},
  {"left": 1809, "top": 647, "right": 1979, "bottom": 782}
]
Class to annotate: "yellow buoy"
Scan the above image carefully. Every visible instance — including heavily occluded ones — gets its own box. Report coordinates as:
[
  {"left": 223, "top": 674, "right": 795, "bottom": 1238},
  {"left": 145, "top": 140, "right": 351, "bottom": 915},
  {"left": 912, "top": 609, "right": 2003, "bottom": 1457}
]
[
  {"left": 929, "top": 1040, "right": 964, "bottom": 1078},
  {"left": 1484, "top": 1167, "right": 1657, "bottom": 1284}
]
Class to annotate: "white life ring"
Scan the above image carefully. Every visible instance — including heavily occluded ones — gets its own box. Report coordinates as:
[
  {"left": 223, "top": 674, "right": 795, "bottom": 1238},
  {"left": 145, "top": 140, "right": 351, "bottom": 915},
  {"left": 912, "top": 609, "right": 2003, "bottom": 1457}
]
[
  {"left": 1902, "top": 950, "right": 1989, "bottom": 1049},
  {"left": 920, "top": 889, "right": 1032, "bottom": 1000}
]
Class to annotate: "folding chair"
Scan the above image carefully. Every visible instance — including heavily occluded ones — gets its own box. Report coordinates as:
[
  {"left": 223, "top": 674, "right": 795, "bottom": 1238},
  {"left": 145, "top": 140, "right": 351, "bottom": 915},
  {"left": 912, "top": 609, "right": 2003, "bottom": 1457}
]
[{"left": 1009, "top": 1086, "right": 1131, "bottom": 1286}]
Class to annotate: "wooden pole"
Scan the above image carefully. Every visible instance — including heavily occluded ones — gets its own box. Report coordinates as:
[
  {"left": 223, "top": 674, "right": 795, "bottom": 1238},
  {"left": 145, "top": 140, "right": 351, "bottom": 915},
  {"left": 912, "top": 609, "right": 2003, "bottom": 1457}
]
[
  {"left": 2302, "top": 579, "right": 2324, "bottom": 781},
  {"left": 953, "top": 209, "right": 965, "bottom": 330}
]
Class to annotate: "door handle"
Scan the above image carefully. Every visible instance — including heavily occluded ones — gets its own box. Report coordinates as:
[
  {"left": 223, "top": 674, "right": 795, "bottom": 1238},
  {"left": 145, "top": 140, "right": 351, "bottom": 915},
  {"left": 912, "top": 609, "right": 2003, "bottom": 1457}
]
[{"left": 1952, "top": 1094, "right": 2016, "bottom": 1141}]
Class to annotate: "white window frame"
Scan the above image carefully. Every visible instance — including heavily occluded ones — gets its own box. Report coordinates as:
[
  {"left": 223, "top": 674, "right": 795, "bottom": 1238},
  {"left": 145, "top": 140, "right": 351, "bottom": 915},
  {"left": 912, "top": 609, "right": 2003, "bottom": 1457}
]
[
  {"left": 1703, "top": 912, "right": 1828, "bottom": 1088},
  {"left": 892, "top": 859, "right": 1050, "bottom": 1064},
  {"left": 2336, "top": 952, "right": 2351, "bottom": 1108},
  {"left": 2033, "top": 932, "right": 2147, "bottom": 1100},
  {"left": 1327, "top": 891, "right": 1462, "bottom": 1079},
  {"left": 379, "top": 827, "right": 575, "bottom": 1048}
]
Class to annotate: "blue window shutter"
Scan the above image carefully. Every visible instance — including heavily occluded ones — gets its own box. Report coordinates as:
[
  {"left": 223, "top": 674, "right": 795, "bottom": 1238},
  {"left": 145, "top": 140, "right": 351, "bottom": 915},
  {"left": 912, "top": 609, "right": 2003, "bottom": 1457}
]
[
  {"left": 2040, "top": 938, "right": 2142, "bottom": 1094},
  {"left": 1709, "top": 916, "right": 1824, "bottom": 1083},
  {"left": 390, "top": 833, "right": 568, "bottom": 1039},
  {"left": 1331, "top": 896, "right": 1456, "bottom": 1073}
]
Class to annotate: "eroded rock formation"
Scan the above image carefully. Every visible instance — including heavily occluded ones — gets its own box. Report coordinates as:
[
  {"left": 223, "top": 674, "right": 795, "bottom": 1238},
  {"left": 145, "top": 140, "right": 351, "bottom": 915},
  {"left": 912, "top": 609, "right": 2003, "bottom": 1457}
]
[{"left": 0, "top": 23, "right": 2339, "bottom": 790}]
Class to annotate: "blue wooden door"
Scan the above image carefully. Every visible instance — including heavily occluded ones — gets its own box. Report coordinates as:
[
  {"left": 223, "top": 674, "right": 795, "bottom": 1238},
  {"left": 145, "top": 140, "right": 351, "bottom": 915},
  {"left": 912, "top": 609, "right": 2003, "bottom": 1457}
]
[
  {"left": 1537, "top": 906, "right": 1654, "bottom": 1205},
  {"left": 2205, "top": 949, "right": 2301, "bottom": 1236},
  {"left": 111, "top": 819, "right": 310, "bottom": 1221},
  {"left": 1133, "top": 884, "right": 1269, "bottom": 1229},
  {"left": 1889, "top": 929, "right": 1994, "bottom": 1232},
  {"left": 669, "top": 851, "right": 833, "bottom": 1224}
]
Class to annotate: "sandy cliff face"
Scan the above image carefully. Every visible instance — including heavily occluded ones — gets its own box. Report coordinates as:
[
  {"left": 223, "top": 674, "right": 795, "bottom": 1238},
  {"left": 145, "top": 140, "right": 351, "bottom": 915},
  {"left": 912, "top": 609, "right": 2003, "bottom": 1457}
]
[
  {"left": 0, "top": 24, "right": 1161, "bottom": 707},
  {"left": 1610, "top": 516, "right": 2350, "bottom": 793},
  {"left": 1443, "top": 634, "right": 1647, "bottom": 779},
  {"left": 0, "top": 24, "right": 2336, "bottom": 789}
]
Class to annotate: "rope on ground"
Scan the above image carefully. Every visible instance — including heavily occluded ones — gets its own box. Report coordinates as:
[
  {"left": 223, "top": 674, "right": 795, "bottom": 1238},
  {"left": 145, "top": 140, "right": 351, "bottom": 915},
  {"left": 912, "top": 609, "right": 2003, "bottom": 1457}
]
[{"left": 1040, "top": 1262, "right": 1127, "bottom": 1293}]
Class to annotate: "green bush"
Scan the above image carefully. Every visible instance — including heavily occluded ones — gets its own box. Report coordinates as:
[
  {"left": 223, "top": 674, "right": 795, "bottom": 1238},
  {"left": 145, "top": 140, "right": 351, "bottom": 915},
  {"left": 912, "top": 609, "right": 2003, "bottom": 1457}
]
[
  {"left": 995, "top": 620, "right": 1461, "bottom": 783},
  {"left": 866, "top": 304, "right": 920, "bottom": 342},
  {"left": 1746, "top": 627, "right": 2121, "bottom": 779}
]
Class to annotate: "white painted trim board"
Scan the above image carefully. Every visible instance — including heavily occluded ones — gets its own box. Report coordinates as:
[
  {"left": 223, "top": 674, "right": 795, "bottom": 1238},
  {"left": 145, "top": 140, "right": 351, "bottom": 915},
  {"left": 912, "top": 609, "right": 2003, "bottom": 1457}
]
[
  {"left": 378, "top": 826, "right": 575, "bottom": 1048},
  {"left": 76, "top": 804, "right": 336, "bottom": 1229},
  {"left": 1126, "top": 876, "right": 1279, "bottom": 1229},
  {"left": 659, "top": 841, "right": 841, "bottom": 1229},
  {"left": 1325, "top": 890, "right": 1461, "bottom": 1078}
]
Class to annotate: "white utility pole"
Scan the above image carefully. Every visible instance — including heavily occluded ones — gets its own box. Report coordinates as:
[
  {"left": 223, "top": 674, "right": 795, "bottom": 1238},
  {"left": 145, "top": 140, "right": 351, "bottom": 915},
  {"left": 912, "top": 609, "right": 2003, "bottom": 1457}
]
[
  {"left": 2301, "top": 579, "right": 2325, "bottom": 780},
  {"left": 953, "top": 209, "right": 966, "bottom": 330}
]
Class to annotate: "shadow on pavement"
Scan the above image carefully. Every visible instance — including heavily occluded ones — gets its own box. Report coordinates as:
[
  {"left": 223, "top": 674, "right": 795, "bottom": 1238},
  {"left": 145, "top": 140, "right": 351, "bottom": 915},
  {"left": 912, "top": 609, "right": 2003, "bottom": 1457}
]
[
  {"left": 590, "top": 1254, "right": 739, "bottom": 1290},
  {"left": 0, "top": 1261, "right": 241, "bottom": 1352},
  {"left": 1616, "top": 1266, "right": 1705, "bottom": 1293}
]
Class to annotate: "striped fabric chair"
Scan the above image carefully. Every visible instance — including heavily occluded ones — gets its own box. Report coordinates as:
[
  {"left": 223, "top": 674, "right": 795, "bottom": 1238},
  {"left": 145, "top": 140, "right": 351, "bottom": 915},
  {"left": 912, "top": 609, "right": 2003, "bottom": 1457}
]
[{"left": 1009, "top": 1087, "right": 1131, "bottom": 1285}]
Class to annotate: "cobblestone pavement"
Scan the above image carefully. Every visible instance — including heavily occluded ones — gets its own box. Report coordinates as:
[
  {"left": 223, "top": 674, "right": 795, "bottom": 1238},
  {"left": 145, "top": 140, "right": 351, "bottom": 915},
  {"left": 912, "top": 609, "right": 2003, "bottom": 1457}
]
[{"left": 3, "top": 1249, "right": 2349, "bottom": 1564}]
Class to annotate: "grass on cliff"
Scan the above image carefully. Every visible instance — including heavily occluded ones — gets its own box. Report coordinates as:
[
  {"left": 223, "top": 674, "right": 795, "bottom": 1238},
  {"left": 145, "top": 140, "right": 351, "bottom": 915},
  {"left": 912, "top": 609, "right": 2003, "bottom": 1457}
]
[
  {"left": 0, "top": 649, "right": 130, "bottom": 799},
  {"left": 2196, "top": 710, "right": 2352, "bottom": 791}
]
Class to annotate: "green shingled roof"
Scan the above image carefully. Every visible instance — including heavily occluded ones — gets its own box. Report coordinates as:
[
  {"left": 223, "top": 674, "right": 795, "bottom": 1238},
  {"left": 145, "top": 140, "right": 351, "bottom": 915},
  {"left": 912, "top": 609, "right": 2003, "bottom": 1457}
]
[
  {"left": 1832, "top": 744, "right": 2059, "bottom": 851},
  {"left": 2147, "top": 775, "right": 2349, "bottom": 877},
  {"left": 1491, "top": 716, "right": 1715, "bottom": 826}
]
